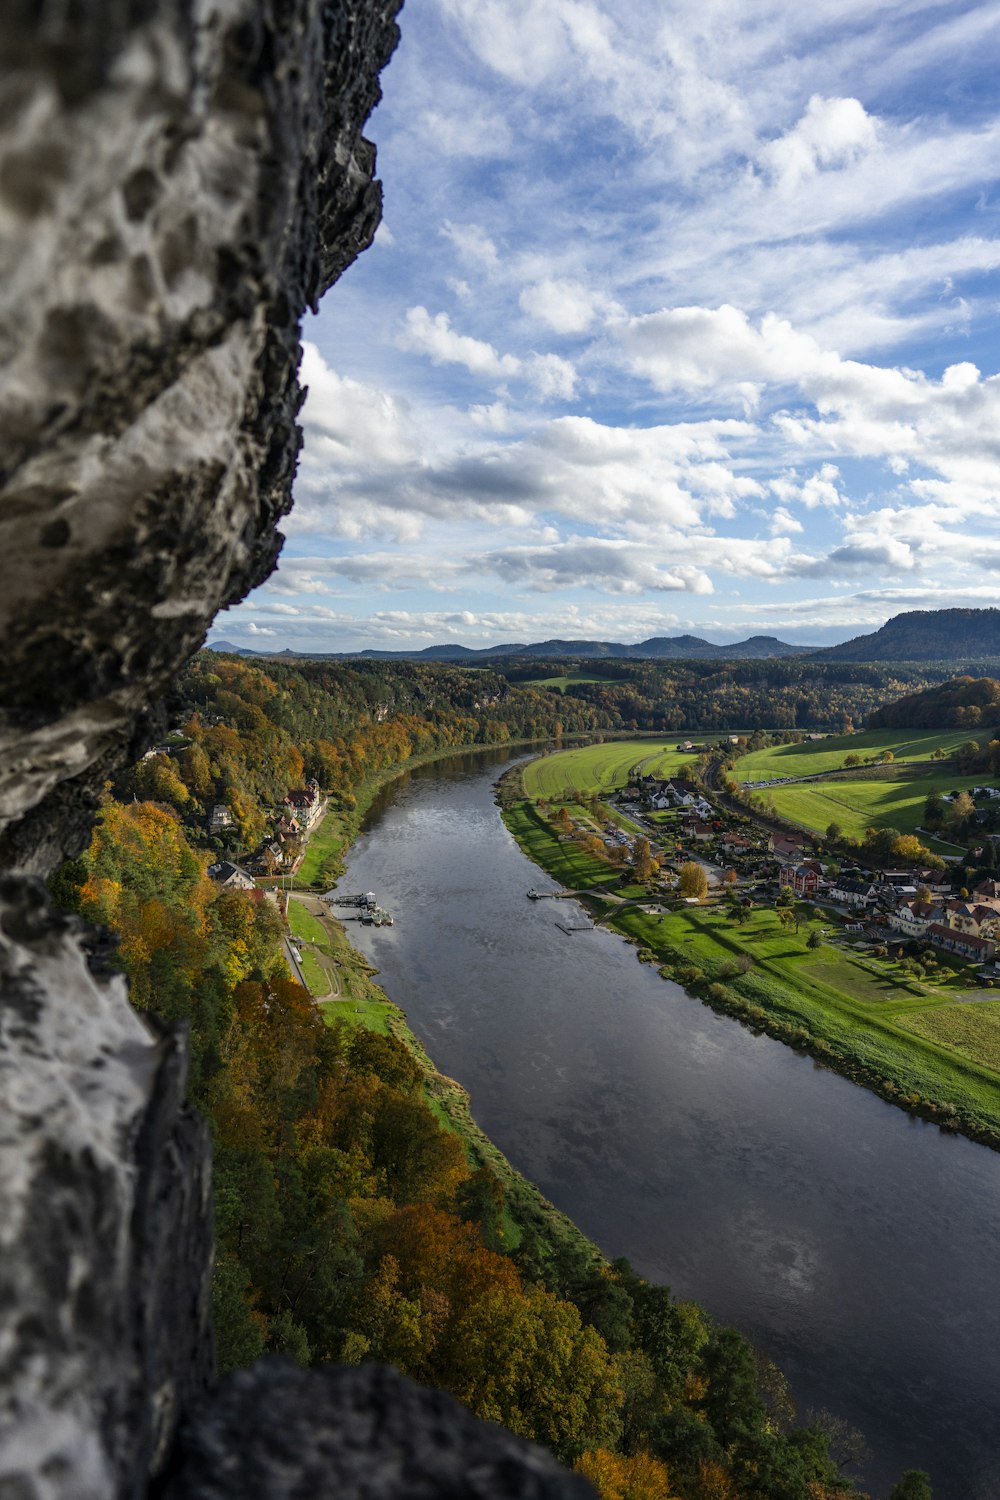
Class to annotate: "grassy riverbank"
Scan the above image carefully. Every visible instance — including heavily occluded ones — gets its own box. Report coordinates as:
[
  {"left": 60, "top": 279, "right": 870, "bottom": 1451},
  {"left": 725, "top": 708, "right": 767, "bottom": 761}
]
[
  {"left": 288, "top": 824, "right": 611, "bottom": 1271},
  {"left": 502, "top": 770, "right": 1000, "bottom": 1151}
]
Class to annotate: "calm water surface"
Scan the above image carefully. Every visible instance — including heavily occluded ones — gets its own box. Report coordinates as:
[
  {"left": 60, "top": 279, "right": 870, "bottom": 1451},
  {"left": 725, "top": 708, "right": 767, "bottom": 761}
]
[{"left": 337, "top": 751, "right": 1000, "bottom": 1499}]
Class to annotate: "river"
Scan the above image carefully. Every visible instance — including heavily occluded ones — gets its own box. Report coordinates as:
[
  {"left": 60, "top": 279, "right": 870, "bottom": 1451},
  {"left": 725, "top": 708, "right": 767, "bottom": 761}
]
[{"left": 335, "top": 749, "right": 1000, "bottom": 1499}]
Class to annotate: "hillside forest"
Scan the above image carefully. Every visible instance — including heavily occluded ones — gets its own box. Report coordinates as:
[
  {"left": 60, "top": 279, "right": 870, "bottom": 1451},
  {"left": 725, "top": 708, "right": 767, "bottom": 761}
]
[{"left": 45, "top": 652, "right": 941, "bottom": 1500}]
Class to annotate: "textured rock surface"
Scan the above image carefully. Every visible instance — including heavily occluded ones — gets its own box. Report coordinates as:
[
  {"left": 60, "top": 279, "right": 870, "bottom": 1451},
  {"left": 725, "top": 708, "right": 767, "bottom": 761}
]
[
  {"left": 0, "top": 875, "right": 213, "bottom": 1500},
  {"left": 0, "top": 7, "right": 600, "bottom": 1499},
  {"left": 159, "top": 1359, "right": 596, "bottom": 1500},
  {"left": 0, "top": 0, "right": 401, "bottom": 875}
]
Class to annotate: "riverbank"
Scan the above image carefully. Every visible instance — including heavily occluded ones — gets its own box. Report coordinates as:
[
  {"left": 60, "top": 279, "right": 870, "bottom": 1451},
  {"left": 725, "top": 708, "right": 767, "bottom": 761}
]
[
  {"left": 284, "top": 750, "right": 617, "bottom": 1276},
  {"left": 295, "top": 737, "right": 577, "bottom": 891},
  {"left": 501, "top": 773, "right": 1000, "bottom": 1154}
]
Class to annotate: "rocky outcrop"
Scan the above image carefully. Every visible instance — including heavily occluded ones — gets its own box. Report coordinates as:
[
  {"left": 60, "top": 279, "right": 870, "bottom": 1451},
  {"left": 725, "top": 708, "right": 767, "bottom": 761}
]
[
  {"left": 0, "top": 0, "right": 401, "bottom": 876},
  {"left": 0, "top": 875, "right": 213, "bottom": 1500},
  {"left": 159, "top": 1360, "right": 595, "bottom": 1499}
]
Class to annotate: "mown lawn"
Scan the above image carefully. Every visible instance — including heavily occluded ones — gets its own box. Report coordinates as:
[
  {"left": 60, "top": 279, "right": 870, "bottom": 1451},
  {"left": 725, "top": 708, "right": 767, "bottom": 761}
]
[
  {"left": 735, "top": 726, "right": 995, "bottom": 782},
  {"left": 761, "top": 771, "right": 981, "bottom": 842},
  {"left": 287, "top": 898, "right": 329, "bottom": 945},
  {"left": 521, "top": 735, "right": 741, "bottom": 801}
]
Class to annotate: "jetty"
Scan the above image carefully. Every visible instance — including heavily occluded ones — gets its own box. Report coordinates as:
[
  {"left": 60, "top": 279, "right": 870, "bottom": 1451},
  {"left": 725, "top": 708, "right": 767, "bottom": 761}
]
[
  {"left": 330, "top": 891, "right": 378, "bottom": 908},
  {"left": 326, "top": 890, "right": 395, "bottom": 926}
]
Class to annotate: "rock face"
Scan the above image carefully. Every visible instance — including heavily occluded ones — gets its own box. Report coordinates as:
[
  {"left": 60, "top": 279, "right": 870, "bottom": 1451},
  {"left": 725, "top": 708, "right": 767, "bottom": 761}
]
[
  {"left": 0, "top": 0, "right": 401, "bottom": 876},
  {"left": 0, "top": 876, "right": 213, "bottom": 1500},
  {"left": 160, "top": 1360, "right": 595, "bottom": 1500}
]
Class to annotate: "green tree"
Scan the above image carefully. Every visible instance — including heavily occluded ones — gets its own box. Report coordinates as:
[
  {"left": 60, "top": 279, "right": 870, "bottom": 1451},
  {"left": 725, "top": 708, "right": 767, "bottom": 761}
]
[
  {"left": 889, "top": 1471, "right": 933, "bottom": 1500},
  {"left": 806, "top": 930, "right": 822, "bottom": 950}
]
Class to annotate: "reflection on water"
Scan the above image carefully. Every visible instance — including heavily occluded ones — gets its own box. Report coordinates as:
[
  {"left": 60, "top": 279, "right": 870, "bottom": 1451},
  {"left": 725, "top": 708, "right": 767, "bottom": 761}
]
[{"left": 339, "top": 750, "right": 1000, "bottom": 1500}]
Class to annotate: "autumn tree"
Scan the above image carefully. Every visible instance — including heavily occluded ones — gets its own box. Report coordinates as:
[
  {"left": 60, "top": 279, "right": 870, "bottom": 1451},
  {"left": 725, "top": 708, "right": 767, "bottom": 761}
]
[
  {"left": 632, "top": 836, "right": 656, "bottom": 881},
  {"left": 678, "top": 862, "right": 709, "bottom": 900},
  {"left": 575, "top": 1448, "right": 677, "bottom": 1500}
]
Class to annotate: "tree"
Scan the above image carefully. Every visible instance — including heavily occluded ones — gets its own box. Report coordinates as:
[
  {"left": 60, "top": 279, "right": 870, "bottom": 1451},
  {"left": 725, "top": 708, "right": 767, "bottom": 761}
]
[
  {"left": 889, "top": 1471, "right": 932, "bottom": 1500},
  {"left": 923, "top": 791, "right": 944, "bottom": 828},
  {"left": 951, "top": 791, "right": 975, "bottom": 828},
  {"left": 574, "top": 1448, "right": 677, "bottom": 1500},
  {"left": 806, "top": 930, "right": 822, "bottom": 950},
  {"left": 825, "top": 822, "right": 842, "bottom": 843},
  {"left": 678, "top": 862, "right": 709, "bottom": 900},
  {"left": 632, "top": 836, "right": 656, "bottom": 881}
]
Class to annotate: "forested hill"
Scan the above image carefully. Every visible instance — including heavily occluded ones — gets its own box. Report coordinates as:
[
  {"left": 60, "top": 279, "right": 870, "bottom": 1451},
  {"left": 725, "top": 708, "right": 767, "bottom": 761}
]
[
  {"left": 814, "top": 608, "right": 1000, "bottom": 662},
  {"left": 869, "top": 675, "right": 1000, "bottom": 730}
]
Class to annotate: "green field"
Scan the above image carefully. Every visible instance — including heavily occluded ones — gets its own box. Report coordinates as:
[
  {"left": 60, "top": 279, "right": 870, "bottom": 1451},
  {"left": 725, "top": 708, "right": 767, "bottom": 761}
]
[
  {"left": 523, "top": 672, "right": 622, "bottom": 693},
  {"left": 522, "top": 738, "right": 721, "bottom": 801},
  {"left": 761, "top": 771, "right": 981, "bottom": 843},
  {"left": 901, "top": 1001, "right": 1000, "bottom": 1072},
  {"left": 735, "top": 726, "right": 994, "bottom": 783},
  {"left": 287, "top": 899, "right": 328, "bottom": 945}
]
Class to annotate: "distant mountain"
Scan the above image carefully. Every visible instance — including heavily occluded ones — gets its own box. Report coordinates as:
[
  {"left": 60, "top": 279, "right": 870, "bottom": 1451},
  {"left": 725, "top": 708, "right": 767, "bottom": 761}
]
[
  {"left": 812, "top": 609, "right": 1000, "bottom": 662},
  {"left": 352, "top": 633, "right": 811, "bottom": 662},
  {"left": 205, "top": 638, "right": 257, "bottom": 655}
]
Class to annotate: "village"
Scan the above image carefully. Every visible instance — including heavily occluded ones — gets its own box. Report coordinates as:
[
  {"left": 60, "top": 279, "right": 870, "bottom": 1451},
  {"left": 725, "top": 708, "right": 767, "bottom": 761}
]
[{"left": 585, "top": 768, "right": 1000, "bottom": 984}]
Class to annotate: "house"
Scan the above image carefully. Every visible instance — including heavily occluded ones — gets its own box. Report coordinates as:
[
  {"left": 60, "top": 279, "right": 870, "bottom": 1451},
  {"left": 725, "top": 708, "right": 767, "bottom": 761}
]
[
  {"left": 889, "top": 899, "right": 946, "bottom": 936},
  {"left": 943, "top": 902, "right": 1000, "bottom": 940},
  {"left": 769, "top": 833, "right": 805, "bottom": 861},
  {"left": 720, "top": 832, "right": 755, "bottom": 854},
  {"left": 779, "top": 861, "right": 822, "bottom": 897},
  {"left": 973, "top": 879, "right": 1000, "bottom": 904},
  {"left": 284, "top": 778, "right": 323, "bottom": 828},
  {"left": 208, "top": 803, "right": 234, "bottom": 831},
  {"left": 207, "top": 860, "right": 257, "bottom": 891},
  {"left": 681, "top": 817, "right": 714, "bottom": 842},
  {"left": 926, "top": 924, "right": 997, "bottom": 964},
  {"left": 830, "top": 876, "right": 879, "bottom": 909}
]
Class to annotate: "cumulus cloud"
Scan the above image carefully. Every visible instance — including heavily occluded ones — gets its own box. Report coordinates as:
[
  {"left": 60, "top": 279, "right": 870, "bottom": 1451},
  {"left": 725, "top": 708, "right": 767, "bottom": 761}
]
[
  {"left": 758, "top": 96, "right": 879, "bottom": 190},
  {"left": 519, "top": 277, "right": 619, "bottom": 334},
  {"left": 400, "top": 307, "right": 522, "bottom": 381},
  {"left": 400, "top": 307, "right": 577, "bottom": 399}
]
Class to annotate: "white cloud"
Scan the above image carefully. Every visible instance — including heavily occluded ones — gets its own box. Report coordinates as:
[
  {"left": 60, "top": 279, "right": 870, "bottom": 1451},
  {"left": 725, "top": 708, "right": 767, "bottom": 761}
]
[
  {"left": 757, "top": 95, "right": 879, "bottom": 190},
  {"left": 479, "top": 538, "right": 714, "bottom": 595},
  {"left": 440, "top": 221, "right": 500, "bottom": 269},
  {"left": 400, "top": 306, "right": 522, "bottom": 381},
  {"left": 399, "top": 307, "right": 578, "bottom": 399},
  {"left": 519, "top": 277, "right": 620, "bottom": 334}
]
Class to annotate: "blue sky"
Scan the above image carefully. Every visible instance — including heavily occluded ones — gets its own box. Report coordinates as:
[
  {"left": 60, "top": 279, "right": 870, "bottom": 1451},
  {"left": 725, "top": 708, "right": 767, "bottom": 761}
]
[{"left": 220, "top": 0, "right": 1000, "bottom": 652}]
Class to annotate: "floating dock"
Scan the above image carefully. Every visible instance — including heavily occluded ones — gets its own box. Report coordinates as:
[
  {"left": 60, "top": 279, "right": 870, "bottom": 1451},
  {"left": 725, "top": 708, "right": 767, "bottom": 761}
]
[{"left": 329, "top": 891, "right": 394, "bottom": 926}]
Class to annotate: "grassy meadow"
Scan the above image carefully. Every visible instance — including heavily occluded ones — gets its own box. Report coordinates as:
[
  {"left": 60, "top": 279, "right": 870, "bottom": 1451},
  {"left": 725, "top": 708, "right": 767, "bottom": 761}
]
[
  {"left": 523, "top": 671, "right": 622, "bottom": 693},
  {"left": 734, "top": 725, "right": 994, "bottom": 782},
  {"left": 522, "top": 736, "right": 725, "bottom": 801},
  {"left": 761, "top": 771, "right": 981, "bottom": 843}
]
